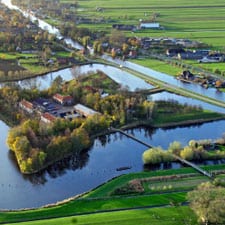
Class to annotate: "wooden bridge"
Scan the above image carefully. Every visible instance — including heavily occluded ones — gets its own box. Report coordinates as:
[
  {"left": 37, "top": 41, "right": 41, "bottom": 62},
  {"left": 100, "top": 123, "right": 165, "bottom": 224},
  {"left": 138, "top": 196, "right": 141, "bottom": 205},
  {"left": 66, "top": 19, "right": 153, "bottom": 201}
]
[{"left": 110, "top": 127, "right": 213, "bottom": 178}]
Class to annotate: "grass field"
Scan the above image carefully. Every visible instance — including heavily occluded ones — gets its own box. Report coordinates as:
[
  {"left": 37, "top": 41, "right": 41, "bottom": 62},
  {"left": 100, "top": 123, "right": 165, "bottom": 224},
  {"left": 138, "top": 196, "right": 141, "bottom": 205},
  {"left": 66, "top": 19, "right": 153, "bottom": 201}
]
[
  {"left": 1, "top": 165, "right": 225, "bottom": 224},
  {"left": 131, "top": 58, "right": 181, "bottom": 76},
  {"left": 74, "top": 0, "right": 225, "bottom": 48},
  {"left": 4, "top": 206, "right": 197, "bottom": 225}
]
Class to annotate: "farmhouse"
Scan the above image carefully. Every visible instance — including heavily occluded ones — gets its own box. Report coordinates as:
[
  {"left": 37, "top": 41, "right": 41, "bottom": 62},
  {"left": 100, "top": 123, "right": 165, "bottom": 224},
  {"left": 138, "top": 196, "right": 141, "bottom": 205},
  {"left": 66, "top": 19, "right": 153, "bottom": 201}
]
[
  {"left": 41, "top": 112, "right": 56, "bottom": 124},
  {"left": 19, "top": 99, "right": 34, "bottom": 113},
  {"left": 53, "top": 93, "right": 73, "bottom": 106},
  {"left": 74, "top": 104, "right": 99, "bottom": 117},
  {"left": 112, "top": 24, "right": 136, "bottom": 31}
]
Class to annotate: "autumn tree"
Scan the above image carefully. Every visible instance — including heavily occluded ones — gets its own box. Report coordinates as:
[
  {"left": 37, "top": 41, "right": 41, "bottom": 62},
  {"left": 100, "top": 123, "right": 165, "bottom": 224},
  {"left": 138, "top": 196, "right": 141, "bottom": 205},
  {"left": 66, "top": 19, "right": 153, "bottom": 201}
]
[
  {"left": 142, "top": 147, "right": 173, "bottom": 165},
  {"left": 168, "top": 141, "right": 182, "bottom": 155},
  {"left": 187, "top": 182, "right": 225, "bottom": 225}
]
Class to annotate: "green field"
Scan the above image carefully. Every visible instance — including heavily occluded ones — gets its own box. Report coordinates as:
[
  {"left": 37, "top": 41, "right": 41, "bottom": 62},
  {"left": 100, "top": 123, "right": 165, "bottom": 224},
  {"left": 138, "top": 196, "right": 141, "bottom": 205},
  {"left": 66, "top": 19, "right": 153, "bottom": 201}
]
[
  {"left": 1, "top": 165, "right": 225, "bottom": 224},
  {"left": 74, "top": 0, "right": 225, "bottom": 48},
  {"left": 5, "top": 206, "right": 197, "bottom": 225}
]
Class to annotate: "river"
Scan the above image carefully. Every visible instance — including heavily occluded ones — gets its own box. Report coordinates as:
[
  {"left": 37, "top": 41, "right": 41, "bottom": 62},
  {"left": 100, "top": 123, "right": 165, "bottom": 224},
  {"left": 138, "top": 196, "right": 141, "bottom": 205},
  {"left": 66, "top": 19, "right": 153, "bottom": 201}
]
[
  {"left": 17, "top": 64, "right": 153, "bottom": 92},
  {"left": 2, "top": 0, "right": 225, "bottom": 102},
  {"left": 0, "top": 120, "right": 225, "bottom": 209},
  {"left": 0, "top": 0, "right": 224, "bottom": 210}
]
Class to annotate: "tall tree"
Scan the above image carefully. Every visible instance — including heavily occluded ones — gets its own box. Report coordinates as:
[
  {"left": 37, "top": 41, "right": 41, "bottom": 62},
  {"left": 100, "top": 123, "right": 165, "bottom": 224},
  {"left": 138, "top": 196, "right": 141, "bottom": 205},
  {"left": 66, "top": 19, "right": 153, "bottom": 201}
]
[{"left": 187, "top": 182, "right": 225, "bottom": 225}]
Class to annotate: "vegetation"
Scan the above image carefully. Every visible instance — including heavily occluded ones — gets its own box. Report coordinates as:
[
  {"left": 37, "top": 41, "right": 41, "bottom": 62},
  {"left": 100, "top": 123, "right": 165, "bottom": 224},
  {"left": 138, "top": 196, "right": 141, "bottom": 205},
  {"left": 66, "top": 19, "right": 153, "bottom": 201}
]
[
  {"left": 142, "top": 136, "right": 225, "bottom": 166},
  {"left": 0, "top": 206, "right": 197, "bottom": 225},
  {"left": 0, "top": 0, "right": 224, "bottom": 224},
  {"left": 188, "top": 182, "right": 225, "bottom": 225},
  {"left": 2, "top": 165, "right": 225, "bottom": 224},
  {"left": 4, "top": 69, "right": 223, "bottom": 174}
]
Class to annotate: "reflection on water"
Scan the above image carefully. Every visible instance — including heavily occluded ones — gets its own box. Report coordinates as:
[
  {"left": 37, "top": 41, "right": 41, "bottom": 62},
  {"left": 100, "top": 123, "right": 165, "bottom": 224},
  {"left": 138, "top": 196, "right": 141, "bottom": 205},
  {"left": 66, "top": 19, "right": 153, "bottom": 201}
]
[{"left": 0, "top": 111, "right": 224, "bottom": 209}]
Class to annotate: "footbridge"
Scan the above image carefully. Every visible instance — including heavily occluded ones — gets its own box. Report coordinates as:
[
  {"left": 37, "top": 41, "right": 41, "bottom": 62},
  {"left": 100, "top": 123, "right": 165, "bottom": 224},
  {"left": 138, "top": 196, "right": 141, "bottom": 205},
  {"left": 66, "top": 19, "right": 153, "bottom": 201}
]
[{"left": 110, "top": 127, "right": 213, "bottom": 179}]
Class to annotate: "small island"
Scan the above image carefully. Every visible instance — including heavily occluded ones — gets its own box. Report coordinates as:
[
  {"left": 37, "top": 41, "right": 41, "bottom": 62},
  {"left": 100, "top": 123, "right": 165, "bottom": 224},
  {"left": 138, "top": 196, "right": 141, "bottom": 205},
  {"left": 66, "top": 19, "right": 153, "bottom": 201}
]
[{"left": 3, "top": 69, "right": 224, "bottom": 174}]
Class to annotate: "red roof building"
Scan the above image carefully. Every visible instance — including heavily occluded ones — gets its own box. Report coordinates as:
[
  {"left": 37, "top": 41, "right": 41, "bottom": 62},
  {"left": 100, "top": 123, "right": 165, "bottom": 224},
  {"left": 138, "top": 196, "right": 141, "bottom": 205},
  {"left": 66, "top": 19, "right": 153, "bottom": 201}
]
[
  {"left": 41, "top": 112, "right": 56, "bottom": 124},
  {"left": 53, "top": 93, "right": 73, "bottom": 105},
  {"left": 19, "top": 99, "right": 34, "bottom": 113}
]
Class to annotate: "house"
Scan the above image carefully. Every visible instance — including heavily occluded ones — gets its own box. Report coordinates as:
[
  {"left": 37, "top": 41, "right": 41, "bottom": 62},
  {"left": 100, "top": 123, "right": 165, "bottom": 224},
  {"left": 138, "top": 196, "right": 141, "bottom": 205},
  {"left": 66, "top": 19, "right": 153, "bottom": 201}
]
[
  {"left": 198, "top": 56, "right": 222, "bottom": 63},
  {"left": 178, "top": 51, "right": 207, "bottom": 60},
  {"left": 139, "top": 22, "right": 160, "bottom": 29},
  {"left": 53, "top": 94, "right": 73, "bottom": 105},
  {"left": 112, "top": 24, "right": 136, "bottom": 31},
  {"left": 180, "top": 70, "right": 195, "bottom": 80},
  {"left": 41, "top": 112, "right": 56, "bottom": 124},
  {"left": 74, "top": 104, "right": 99, "bottom": 117},
  {"left": 19, "top": 99, "right": 34, "bottom": 113},
  {"left": 166, "top": 48, "right": 185, "bottom": 57}
]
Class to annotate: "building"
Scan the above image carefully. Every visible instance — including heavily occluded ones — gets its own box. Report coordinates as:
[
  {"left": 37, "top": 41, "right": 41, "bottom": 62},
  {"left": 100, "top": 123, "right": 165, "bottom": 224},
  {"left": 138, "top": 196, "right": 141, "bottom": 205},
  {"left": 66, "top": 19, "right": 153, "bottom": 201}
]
[
  {"left": 41, "top": 112, "right": 56, "bottom": 124},
  {"left": 53, "top": 94, "right": 73, "bottom": 106},
  {"left": 19, "top": 99, "right": 34, "bottom": 113},
  {"left": 74, "top": 104, "right": 99, "bottom": 117},
  {"left": 140, "top": 22, "right": 160, "bottom": 29}
]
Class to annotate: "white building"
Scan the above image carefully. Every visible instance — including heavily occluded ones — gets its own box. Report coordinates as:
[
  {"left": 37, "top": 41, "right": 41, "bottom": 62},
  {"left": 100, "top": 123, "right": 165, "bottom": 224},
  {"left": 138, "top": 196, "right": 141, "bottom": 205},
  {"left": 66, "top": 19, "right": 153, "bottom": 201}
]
[
  {"left": 74, "top": 104, "right": 99, "bottom": 117},
  {"left": 140, "top": 22, "right": 160, "bottom": 29}
]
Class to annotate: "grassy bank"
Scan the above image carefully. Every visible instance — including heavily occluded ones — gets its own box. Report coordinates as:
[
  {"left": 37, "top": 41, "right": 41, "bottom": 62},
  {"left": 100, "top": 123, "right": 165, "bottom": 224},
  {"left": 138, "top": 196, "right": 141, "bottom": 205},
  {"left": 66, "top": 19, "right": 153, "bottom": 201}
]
[
  {"left": 4, "top": 206, "right": 197, "bottom": 225},
  {"left": 153, "top": 111, "right": 225, "bottom": 127},
  {"left": 1, "top": 165, "right": 225, "bottom": 224}
]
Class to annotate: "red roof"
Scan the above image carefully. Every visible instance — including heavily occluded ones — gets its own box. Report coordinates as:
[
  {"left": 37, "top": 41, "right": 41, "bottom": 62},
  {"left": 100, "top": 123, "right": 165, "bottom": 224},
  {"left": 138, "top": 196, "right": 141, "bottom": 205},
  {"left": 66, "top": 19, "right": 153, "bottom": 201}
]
[
  {"left": 20, "top": 99, "right": 33, "bottom": 110},
  {"left": 53, "top": 93, "right": 73, "bottom": 103},
  {"left": 42, "top": 112, "right": 56, "bottom": 122}
]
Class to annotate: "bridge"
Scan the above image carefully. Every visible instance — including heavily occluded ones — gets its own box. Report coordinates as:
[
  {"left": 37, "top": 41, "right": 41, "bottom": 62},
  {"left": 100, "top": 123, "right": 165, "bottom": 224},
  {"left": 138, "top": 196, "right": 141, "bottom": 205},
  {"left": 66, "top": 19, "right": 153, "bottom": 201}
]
[{"left": 110, "top": 127, "right": 213, "bottom": 179}]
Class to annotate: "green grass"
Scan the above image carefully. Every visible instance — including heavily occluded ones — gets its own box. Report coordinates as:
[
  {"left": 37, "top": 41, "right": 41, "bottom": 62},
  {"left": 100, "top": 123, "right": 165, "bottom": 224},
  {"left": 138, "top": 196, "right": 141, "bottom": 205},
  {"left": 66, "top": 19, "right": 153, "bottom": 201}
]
[
  {"left": 3, "top": 206, "right": 197, "bottom": 225},
  {"left": 84, "top": 169, "right": 196, "bottom": 199},
  {"left": 73, "top": 0, "right": 225, "bottom": 48},
  {"left": 0, "top": 192, "right": 186, "bottom": 223},
  {"left": 1, "top": 165, "right": 225, "bottom": 224},
  {"left": 131, "top": 58, "right": 181, "bottom": 76},
  {"left": 143, "top": 176, "right": 209, "bottom": 193},
  {"left": 153, "top": 111, "right": 224, "bottom": 126}
]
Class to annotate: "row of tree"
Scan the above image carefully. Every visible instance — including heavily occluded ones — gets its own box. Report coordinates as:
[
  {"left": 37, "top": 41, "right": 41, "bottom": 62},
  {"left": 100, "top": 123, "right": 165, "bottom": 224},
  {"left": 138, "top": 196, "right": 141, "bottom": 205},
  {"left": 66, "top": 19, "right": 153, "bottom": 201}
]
[{"left": 143, "top": 137, "right": 225, "bottom": 165}]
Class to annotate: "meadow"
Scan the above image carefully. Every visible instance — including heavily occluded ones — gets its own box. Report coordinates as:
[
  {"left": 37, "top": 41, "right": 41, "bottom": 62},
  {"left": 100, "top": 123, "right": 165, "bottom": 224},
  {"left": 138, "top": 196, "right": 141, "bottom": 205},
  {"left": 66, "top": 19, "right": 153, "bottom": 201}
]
[{"left": 75, "top": 0, "right": 225, "bottom": 49}]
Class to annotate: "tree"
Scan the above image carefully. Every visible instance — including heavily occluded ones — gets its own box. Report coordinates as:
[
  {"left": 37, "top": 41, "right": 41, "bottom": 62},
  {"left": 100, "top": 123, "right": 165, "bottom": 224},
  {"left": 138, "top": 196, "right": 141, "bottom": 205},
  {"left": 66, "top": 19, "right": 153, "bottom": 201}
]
[
  {"left": 168, "top": 141, "right": 182, "bottom": 155},
  {"left": 180, "top": 146, "right": 194, "bottom": 160},
  {"left": 109, "top": 30, "right": 126, "bottom": 48},
  {"left": 187, "top": 182, "right": 225, "bottom": 225},
  {"left": 142, "top": 147, "right": 173, "bottom": 165}
]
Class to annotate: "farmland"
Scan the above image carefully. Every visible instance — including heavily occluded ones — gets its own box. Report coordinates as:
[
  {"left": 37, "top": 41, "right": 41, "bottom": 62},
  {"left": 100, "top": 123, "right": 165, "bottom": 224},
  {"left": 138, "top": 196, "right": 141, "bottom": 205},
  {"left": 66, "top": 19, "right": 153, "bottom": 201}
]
[
  {"left": 1, "top": 0, "right": 225, "bottom": 224},
  {"left": 74, "top": 0, "right": 225, "bottom": 47}
]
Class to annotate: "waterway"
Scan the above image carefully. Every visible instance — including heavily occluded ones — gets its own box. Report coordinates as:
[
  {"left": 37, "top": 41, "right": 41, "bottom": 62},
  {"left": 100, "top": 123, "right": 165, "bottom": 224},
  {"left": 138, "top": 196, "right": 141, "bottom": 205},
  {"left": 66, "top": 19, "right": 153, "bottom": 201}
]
[
  {"left": 102, "top": 56, "right": 225, "bottom": 103},
  {"left": 2, "top": 0, "right": 225, "bottom": 102},
  {"left": 17, "top": 64, "right": 153, "bottom": 91},
  {"left": 0, "top": 0, "right": 224, "bottom": 210},
  {"left": 0, "top": 120, "right": 225, "bottom": 209}
]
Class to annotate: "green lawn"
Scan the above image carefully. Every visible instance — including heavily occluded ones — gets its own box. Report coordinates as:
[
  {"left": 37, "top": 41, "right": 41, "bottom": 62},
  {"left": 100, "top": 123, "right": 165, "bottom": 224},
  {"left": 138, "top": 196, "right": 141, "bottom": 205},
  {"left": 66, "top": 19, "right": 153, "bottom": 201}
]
[
  {"left": 131, "top": 58, "right": 181, "bottom": 76},
  {"left": 153, "top": 111, "right": 224, "bottom": 126},
  {"left": 4, "top": 206, "right": 197, "bottom": 225},
  {"left": 0, "top": 192, "right": 186, "bottom": 223}
]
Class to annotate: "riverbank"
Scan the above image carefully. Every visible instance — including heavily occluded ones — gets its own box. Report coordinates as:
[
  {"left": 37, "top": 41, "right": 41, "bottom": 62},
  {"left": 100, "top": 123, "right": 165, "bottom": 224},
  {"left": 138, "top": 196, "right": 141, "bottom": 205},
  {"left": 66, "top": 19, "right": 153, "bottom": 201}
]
[{"left": 1, "top": 164, "right": 225, "bottom": 224}]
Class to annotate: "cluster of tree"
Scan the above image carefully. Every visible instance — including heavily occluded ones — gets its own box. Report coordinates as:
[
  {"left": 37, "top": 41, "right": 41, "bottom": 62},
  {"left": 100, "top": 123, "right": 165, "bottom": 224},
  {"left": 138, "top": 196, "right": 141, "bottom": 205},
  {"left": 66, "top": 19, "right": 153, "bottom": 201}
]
[
  {"left": 7, "top": 118, "right": 92, "bottom": 173},
  {"left": 0, "top": 4, "right": 58, "bottom": 52},
  {"left": 188, "top": 181, "right": 225, "bottom": 225},
  {"left": 143, "top": 137, "right": 225, "bottom": 165},
  {"left": 142, "top": 147, "right": 174, "bottom": 165}
]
